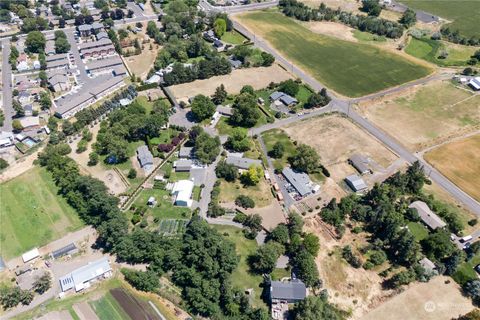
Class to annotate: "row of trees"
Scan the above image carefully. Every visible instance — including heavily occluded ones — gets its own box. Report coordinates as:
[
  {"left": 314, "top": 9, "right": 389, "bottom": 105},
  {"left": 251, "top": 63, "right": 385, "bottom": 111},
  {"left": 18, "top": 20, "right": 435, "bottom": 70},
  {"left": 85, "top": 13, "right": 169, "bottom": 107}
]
[
  {"left": 279, "top": 0, "right": 405, "bottom": 39},
  {"left": 0, "top": 273, "right": 51, "bottom": 309},
  {"left": 163, "top": 56, "right": 232, "bottom": 86},
  {"left": 441, "top": 27, "right": 480, "bottom": 47}
]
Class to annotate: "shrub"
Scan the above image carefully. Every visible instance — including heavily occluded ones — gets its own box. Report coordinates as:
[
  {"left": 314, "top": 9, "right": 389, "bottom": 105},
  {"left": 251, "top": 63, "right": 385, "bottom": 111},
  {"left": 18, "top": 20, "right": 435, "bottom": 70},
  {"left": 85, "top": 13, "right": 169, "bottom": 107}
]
[{"left": 235, "top": 195, "right": 255, "bottom": 209}]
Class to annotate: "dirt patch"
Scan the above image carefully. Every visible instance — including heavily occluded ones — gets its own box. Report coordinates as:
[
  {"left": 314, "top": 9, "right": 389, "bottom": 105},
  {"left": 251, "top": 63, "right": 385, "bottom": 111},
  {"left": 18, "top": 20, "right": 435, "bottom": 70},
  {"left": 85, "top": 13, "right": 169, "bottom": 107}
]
[
  {"left": 111, "top": 288, "right": 160, "bottom": 320},
  {"left": 0, "top": 147, "right": 42, "bottom": 183},
  {"left": 304, "top": 21, "right": 358, "bottom": 42},
  {"left": 293, "top": 177, "right": 347, "bottom": 215},
  {"left": 283, "top": 114, "right": 397, "bottom": 182},
  {"left": 361, "top": 276, "right": 474, "bottom": 320},
  {"left": 170, "top": 64, "right": 292, "bottom": 101},
  {"left": 124, "top": 44, "right": 160, "bottom": 79},
  {"left": 301, "top": 0, "right": 360, "bottom": 12},
  {"left": 304, "top": 216, "right": 392, "bottom": 318},
  {"left": 36, "top": 310, "right": 74, "bottom": 320},
  {"left": 356, "top": 80, "right": 480, "bottom": 151},
  {"left": 73, "top": 302, "right": 99, "bottom": 320},
  {"left": 247, "top": 200, "right": 287, "bottom": 230},
  {"left": 425, "top": 134, "right": 480, "bottom": 202}
]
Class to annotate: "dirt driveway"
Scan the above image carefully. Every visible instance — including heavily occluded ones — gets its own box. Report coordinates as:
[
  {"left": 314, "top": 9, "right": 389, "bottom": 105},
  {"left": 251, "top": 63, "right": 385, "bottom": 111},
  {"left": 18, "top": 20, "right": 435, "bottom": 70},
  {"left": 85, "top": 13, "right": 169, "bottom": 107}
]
[{"left": 170, "top": 64, "right": 292, "bottom": 101}]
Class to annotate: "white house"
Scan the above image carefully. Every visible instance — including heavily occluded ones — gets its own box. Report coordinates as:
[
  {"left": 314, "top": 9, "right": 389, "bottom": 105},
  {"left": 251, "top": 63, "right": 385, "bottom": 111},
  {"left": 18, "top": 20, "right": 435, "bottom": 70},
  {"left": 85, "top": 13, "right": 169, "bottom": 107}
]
[{"left": 172, "top": 180, "right": 194, "bottom": 207}]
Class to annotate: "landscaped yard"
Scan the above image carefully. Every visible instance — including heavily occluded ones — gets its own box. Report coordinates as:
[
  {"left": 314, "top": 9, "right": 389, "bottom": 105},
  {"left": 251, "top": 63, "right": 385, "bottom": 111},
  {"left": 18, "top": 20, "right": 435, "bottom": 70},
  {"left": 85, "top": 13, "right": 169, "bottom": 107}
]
[
  {"left": 235, "top": 11, "right": 432, "bottom": 97},
  {"left": 401, "top": 0, "right": 480, "bottom": 38},
  {"left": 221, "top": 30, "right": 248, "bottom": 45},
  {"left": 405, "top": 37, "right": 477, "bottom": 67},
  {"left": 133, "top": 188, "right": 191, "bottom": 221},
  {"left": 425, "top": 134, "right": 480, "bottom": 202},
  {"left": 0, "top": 167, "right": 84, "bottom": 259},
  {"left": 213, "top": 225, "right": 267, "bottom": 309},
  {"left": 407, "top": 221, "right": 429, "bottom": 241}
]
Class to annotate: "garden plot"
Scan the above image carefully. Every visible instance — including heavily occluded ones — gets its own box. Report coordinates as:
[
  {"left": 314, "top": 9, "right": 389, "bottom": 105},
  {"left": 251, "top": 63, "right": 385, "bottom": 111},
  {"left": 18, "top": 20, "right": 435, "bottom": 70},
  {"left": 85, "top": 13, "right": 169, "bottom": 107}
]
[{"left": 158, "top": 219, "right": 189, "bottom": 236}]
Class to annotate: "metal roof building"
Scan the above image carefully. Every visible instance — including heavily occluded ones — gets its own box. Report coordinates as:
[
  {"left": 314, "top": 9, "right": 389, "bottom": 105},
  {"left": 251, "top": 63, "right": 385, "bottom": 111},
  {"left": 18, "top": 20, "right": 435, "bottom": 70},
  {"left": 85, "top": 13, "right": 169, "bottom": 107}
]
[
  {"left": 348, "top": 154, "right": 371, "bottom": 175},
  {"left": 136, "top": 145, "right": 154, "bottom": 172},
  {"left": 174, "top": 159, "right": 193, "bottom": 172},
  {"left": 282, "top": 167, "right": 315, "bottom": 197},
  {"left": 22, "top": 248, "right": 40, "bottom": 263},
  {"left": 270, "top": 279, "right": 307, "bottom": 303},
  {"left": 59, "top": 258, "right": 112, "bottom": 292},
  {"left": 345, "top": 174, "right": 368, "bottom": 192},
  {"left": 51, "top": 243, "right": 78, "bottom": 259},
  {"left": 409, "top": 201, "right": 447, "bottom": 230},
  {"left": 172, "top": 180, "right": 194, "bottom": 207},
  {"left": 226, "top": 156, "right": 262, "bottom": 170}
]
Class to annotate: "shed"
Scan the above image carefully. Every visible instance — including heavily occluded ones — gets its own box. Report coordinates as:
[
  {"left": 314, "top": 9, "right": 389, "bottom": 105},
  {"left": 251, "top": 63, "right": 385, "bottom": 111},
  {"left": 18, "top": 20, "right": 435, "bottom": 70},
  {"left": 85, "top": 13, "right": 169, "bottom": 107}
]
[
  {"left": 348, "top": 154, "right": 371, "bottom": 175},
  {"left": 408, "top": 201, "right": 447, "bottom": 230},
  {"left": 270, "top": 279, "right": 307, "bottom": 303},
  {"left": 174, "top": 159, "right": 193, "bottom": 172},
  {"left": 22, "top": 248, "right": 40, "bottom": 263},
  {"left": 51, "top": 243, "right": 78, "bottom": 259},
  {"left": 345, "top": 174, "right": 368, "bottom": 192},
  {"left": 469, "top": 77, "right": 480, "bottom": 91}
]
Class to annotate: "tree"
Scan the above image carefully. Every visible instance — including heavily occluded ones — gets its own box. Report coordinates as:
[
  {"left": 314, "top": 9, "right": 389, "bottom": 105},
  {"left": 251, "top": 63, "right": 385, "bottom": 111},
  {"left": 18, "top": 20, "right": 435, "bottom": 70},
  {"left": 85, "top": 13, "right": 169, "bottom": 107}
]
[
  {"left": 13, "top": 100, "right": 24, "bottom": 118},
  {"left": 212, "top": 84, "right": 227, "bottom": 105},
  {"left": 464, "top": 280, "right": 480, "bottom": 303},
  {"left": 289, "top": 144, "right": 320, "bottom": 173},
  {"left": 267, "top": 223, "right": 290, "bottom": 245},
  {"left": 292, "top": 249, "right": 320, "bottom": 287},
  {"left": 361, "top": 0, "right": 382, "bottom": 16},
  {"left": 305, "top": 89, "right": 331, "bottom": 108},
  {"left": 243, "top": 213, "right": 263, "bottom": 237},
  {"left": 249, "top": 241, "right": 284, "bottom": 274},
  {"left": 39, "top": 91, "right": 52, "bottom": 110},
  {"left": 213, "top": 18, "right": 227, "bottom": 37},
  {"left": 33, "top": 273, "right": 51, "bottom": 294},
  {"left": 241, "top": 165, "right": 263, "bottom": 186},
  {"left": 121, "top": 269, "right": 160, "bottom": 292},
  {"left": 54, "top": 37, "right": 70, "bottom": 53},
  {"left": 12, "top": 119, "right": 23, "bottom": 132},
  {"left": 88, "top": 152, "right": 99, "bottom": 166},
  {"left": 261, "top": 52, "right": 275, "bottom": 66},
  {"left": 278, "top": 79, "right": 300, "bottom": 96},
  {"left": 194, "top": 132, "right": 221, "bottom": 164},
  {"left": 235, "top": 195, "right": 255, "bottom": 209},
  {"left": 190, "top": 94, "right": 216, "bottom": 121},
  {"left": 399, "top": 8, "right": 417, "bottom": 27},
  {"left": 453, "top": 309, "right": 480, "bottom": 320},
  {"left": 39, "top": 70, "right": 48, "bottom": 87},
  {"left": 225, "top": 128, "right": 250, "bottom": 152},
  {"left": 215, "top": 160, "right": 238, "bottom": 182},
  {"left": 0, "top": 158, "right": 8, "bottom": 170},
  {"left": 25, "top": 31, "right": 46, "bottom": 53},
  {"left": 291, "top": 296, "right": 345, "bottom": 320},
  {"left": 127, "top": 168, "right": 137, "bottom": 179},
  {"left": 421, "top": 229, "right": 457, "bottom": 261},
  {"left": 269, "top": 141, "right": 285, "bottom": 158},
  {"left": 303, "top": 233, "right": 320, "bottom": 257},
  {"left": 231, "top": 92, "right": 260, "bottom": 127}
]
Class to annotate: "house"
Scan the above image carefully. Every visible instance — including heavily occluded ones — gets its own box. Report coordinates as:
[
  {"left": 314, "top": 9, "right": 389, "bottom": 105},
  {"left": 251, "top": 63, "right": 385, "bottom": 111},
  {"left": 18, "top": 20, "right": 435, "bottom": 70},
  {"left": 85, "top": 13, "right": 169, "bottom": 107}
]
[
  {"left": 0, "top": 131, "right": 14, "bottom": 148},
  {"left": 23, "top": 104, "right": 33, "bottom": 116},
  {"left": 50, "top": 243, "right": 78, "bottom": 259},
  {"left": 279, "top": 94, "right": 298, "bottom": 107},
  {"left": 86, "top": 56, "right": 123, "bottom": 72},
  {"left": 226, "top": 156, "right": 262, "bottom": 170},
  {"left": 348, "top": 154, "right": 371, "bottom": 175},
  {"left": 46, "top": 53, "right": 69, "bottom": 69},
  {"left": 408, "top": 201, "right": 447, "bottom": 230},
  {"left": 45, "top": 40, "right": 56, "bottom": 55},
  {"left": 213, "top": 39, "right": 224, "bottom": 51},
  {"left": 48, "top": 69, "right": 70, "bottom": 92},
  {"left": 19, "top": 116, "right": 41, "bottom": 129},
  {"left": 78, "top": 24, "right": 93, "bottom": 36},
  {"left": 345, "top": 174, "right": 368, "bottom": 192},
  {"left": 269, "top": 279, "right": 307, "bottom": 303},
  {"left": 179, "top": 146, "right": 194, "bottom": 159},
  {"left": 174, "top": 159, "right": 193, "bottom": 172},
  {"left": 96, "top": 31, "right": 109, "bottom": 41},
  {"left": 136, "top": 145, "right": 154, "bottom": 173},
  {"left": 22, "top": 248, "right": 40, "bottom": 263},
  {"left": 16, "top": 60, "right": 29, "bottom": 72},
  {"left": 217, "top": 105, "right": 234, "bottom": 116},
  {"left": 270, "top": 91, "right": 285, "bottom": 102},
  {"left": 146, "top": 74, "right": 161, "bottom": 84},
  {"left": 18, "top": 91, "right": 31, "bottom": 104},
  {"left": 58, "top": 257, "right": 112, "bottom": 292},
  {"left": 171, "top": 180, "right": 194, "bottom": 207},
  {"left": 419, "top": 257, "right": 436, "bottom": 273},
  {"left": 469, "top": 77, "right": 480, "bottom": 91},
  {"left": 203, "top": 30, "right": 216, "bottom": 42},
  {"left": 282, "top": 167, "right": 319, "bottom": 197},
  {"left": 228, "top": 57, "right": 242, "bottom": 69}
]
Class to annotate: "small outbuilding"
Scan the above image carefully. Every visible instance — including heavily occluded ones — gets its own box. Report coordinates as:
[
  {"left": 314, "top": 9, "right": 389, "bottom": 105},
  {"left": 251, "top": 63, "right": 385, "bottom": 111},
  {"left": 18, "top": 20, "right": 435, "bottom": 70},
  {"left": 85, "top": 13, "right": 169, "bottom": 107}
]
[
  {"left": 22, "top": 248, "right": 40, "bottom": 263},
  {"left": 174, "top": 159, "right": 192, "bottom": 172},
  {"left": 345, "top": 174, "right": 368, "bottom": 192},
  {"left": 468, "top": 77, "right": 480, "bottom": 91},
  {"left": 348, "top": 154, "right": 371, "bottom": 175},
  {"left": 51, "top": 243, "right": 78, "bottom": 260}
]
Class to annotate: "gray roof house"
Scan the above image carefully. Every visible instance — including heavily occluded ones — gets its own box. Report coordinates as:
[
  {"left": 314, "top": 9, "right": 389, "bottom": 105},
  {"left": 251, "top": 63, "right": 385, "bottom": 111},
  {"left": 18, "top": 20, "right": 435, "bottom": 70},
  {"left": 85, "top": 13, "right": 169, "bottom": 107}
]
[
  {"left": 270, "top": 91, "right": 285, "bottom": 101},
  {"left": 345, "top": 174, "right": 368, "bottom": 192},
  {"left": 136, "top": 145, "right": 154, "bottom": 172},
  {"left": 174, "top": 159, "right": 193, "bottom": 172},
  {"left": 59, "top": 257, "right": 112, "bottom": 292},
  {"left": 179, "top": 146, "right": 194, "bottom": 159},
  {"left": 270, "top": 279, "right": 307, "bottom": 303},
  {"left": 419, "top": 257, "right": 436, "bottom": 272},
  {"left": 349, "top": 154, "right": 371, "bottom": 175},
  {"left": 228, "top": 57, "right": 242, "bottom": 69},
  {"left": 226, "top": 156, "right": 262, "bottom": 170},
  {"left": 282, "top": 167, "right": 316, "bottom": 197},
  {"left": 279, "top": 94, "right": 298, "bottom": 106},
  {"left": 408, "top": 201, "right": 447, "bottom": 230}
]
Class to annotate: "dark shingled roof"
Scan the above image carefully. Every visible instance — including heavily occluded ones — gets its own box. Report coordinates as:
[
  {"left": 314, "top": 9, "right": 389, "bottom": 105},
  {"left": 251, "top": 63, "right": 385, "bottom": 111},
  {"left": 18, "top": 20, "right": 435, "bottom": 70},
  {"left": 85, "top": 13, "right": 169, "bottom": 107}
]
[{"left": 270, "top": 280, "right": 306, "bottom": 301}]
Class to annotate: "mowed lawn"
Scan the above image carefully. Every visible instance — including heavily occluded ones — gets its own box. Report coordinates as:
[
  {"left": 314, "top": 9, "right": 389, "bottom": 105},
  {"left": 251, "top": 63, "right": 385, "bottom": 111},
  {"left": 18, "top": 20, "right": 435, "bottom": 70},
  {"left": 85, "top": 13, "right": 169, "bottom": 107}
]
[
  {"left": 236, "top": 11, "right": 432, "bottom": 97},
  {"left": 401, "top": 0, "right": 480, "bottom": 38},
  {"left": 425, "top": 134, "right": 480, "bottom": 202},
  {"left": 0, "top": 167, "right": 84, "bottom": 259}
]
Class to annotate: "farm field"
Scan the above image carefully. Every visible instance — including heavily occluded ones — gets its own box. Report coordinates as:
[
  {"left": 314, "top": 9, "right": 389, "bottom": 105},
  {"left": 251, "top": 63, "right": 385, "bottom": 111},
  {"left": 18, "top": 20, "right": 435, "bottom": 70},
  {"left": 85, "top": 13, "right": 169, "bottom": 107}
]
[
  {"left": 0, "top": 167, "right": 84, "bottom": 259},
  {"left": 362, "top": 276, "right": 474, "bottom": 320},
  {"left": 356, "top": 80, "right": 480, "bottom": 151},
  {"left": 282, "top": 115, "right": 397, "bottom": 182},
  {"left": 401, "top": 0, "right": 480, "bottom": 38},
  {"left": 405, "top": 37, "right": 477, "bottom": 67},
  {"left": 235, "top": 11, "right": 432, "bottom": 97},
  {"left": 424, "top": 134, "right": 480, "bottom": 202},
  {"left": 90, "top": 291, "right": 130, "bottom": 320},
  {"left": 170, "top": 64, "right": 292, "bottom": 102},
  {"left": 213, "top": 225, "right": 268, "bottom": 309}
]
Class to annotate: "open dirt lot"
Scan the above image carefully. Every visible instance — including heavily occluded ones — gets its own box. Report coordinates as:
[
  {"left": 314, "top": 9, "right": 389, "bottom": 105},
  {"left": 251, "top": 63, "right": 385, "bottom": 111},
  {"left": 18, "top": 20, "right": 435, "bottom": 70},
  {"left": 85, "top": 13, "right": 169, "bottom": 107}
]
[
  {"left": 304, "top": 217, "right": 393, "bottom": 318},
  {"left": 73, "top": 302, "right": 99, "bottom": 320},
  {"left": 424, "top": 134, "right": 480, "bottom": 202},
  {"left": 304, "top": 21, "right": 358, "bottom": 42},
  {"left": 356, "top": 80, "right": 480, "bottom": 151},
  {"left": 283, "top": 114, "right": 398, "bottom": 182},
  {"left": 361, "top": 276, "right": 474, "bottom": 320},
  {"left": 36, "top": 311, "right": 74, "bottom": 320},
  {"left": 170, "top": 64, "right": 292, "bottom": 100},
  {"left": 301, "top": 0, "right": 360, "bottom": 11},
  {"left": 124, "top": 44, "right": 159, "bottom": 79}
]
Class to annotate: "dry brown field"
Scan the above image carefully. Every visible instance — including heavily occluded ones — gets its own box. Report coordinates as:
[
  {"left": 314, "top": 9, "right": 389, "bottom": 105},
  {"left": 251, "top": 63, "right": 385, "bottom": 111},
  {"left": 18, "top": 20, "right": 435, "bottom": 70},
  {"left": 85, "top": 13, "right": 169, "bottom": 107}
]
[
  {"left": 425, "top": 134, "right": 480, "bottom": 202},
  {"left": 356, "top": 80, "right": 480, "bottom": 151},
  {"left": 170, "top": 64, "right": 292, "bottom": 101}
]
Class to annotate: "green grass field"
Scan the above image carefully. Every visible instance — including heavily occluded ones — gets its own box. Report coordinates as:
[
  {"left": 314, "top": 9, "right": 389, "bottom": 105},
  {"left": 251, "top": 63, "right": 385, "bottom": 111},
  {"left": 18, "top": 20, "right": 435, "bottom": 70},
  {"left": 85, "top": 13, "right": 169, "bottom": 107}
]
[
  {"left": 453, "top": 254, "right": 480, "bottom": 285},
  {"left": 405, "top": 37, "right": 477, "bottom": 66},
  {"left": 221, "top": 30, "right": 248, "bottom": 45},
  {"left": 407, "top": 221, "right": 429, "bottom": 241},
  {"left": 90, "top": 292, "right": 130, "bottom": 320},
  {"left": 261, "top": 129, "right": 296, "bottom": 170},
  {"left": 237, "top": 11, "right": 432, "bottom": 97},
  {"left": 401, "top": 0, "right": 480, "bottom": 38},
  {"left": 213, "top": 225, "right": 267, "bottom": 309},
  {"left": 0, "top": 167, "right": 84, "bottom": 259}
]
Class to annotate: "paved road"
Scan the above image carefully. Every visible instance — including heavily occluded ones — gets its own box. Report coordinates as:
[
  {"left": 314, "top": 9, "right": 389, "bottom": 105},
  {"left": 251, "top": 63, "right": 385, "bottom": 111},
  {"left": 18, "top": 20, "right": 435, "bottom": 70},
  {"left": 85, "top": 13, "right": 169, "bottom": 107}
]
[
  {"left": 65, "top": 29, "right": 89, "bottom": 84},
  {"left": 1, "top": 39, "right": 13, "bottom": 131},
  {"left": 389, "top": 1, "right": 439, "bottom": 23},
  {"left": 230, "top": 18, "right": 480, "bottom": 215},
  {"left": 199, "top": 0, "right": 279, "bottom": 13}
]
